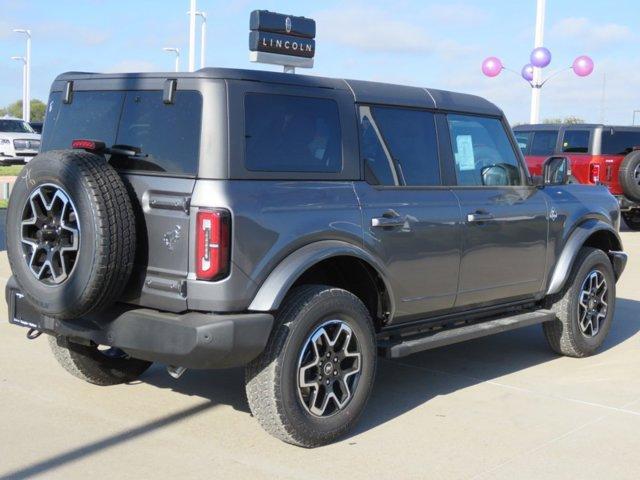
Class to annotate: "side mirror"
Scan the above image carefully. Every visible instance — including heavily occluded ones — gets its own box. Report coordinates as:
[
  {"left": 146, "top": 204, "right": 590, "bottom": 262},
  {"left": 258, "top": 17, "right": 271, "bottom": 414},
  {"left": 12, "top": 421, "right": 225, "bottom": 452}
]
[{"left": 542, "top": 156, "right": 570, "bottom": 185}]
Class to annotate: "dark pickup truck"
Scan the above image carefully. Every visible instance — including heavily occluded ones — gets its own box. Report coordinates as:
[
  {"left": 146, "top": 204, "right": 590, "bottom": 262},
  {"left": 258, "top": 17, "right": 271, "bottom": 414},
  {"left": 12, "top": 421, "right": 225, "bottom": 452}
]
[{"left": 5, "top": 68, "right": 627, "bottom": 447}]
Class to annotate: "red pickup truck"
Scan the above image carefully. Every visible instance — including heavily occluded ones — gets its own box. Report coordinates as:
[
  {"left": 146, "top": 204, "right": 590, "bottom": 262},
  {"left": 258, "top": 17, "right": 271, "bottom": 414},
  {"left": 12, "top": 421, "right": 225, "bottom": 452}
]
[{"left": 514, "top": 124, "right": 640, "bottom": 230}]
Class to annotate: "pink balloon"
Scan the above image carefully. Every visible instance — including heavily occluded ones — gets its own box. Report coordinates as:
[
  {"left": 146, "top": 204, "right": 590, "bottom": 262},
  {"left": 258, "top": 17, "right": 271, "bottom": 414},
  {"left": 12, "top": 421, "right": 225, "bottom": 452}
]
[
  {"left": 521, "top": 64, "right": 534, "bottom": 82},
  {"left": 572, "top": 55, "right": 594, "bottom": 77},
  {"left": 482, "top": 57, "right": 503, "bottom": 77},
  {"left": 530, "top": 47, "right": 552, "bottom": 68}
]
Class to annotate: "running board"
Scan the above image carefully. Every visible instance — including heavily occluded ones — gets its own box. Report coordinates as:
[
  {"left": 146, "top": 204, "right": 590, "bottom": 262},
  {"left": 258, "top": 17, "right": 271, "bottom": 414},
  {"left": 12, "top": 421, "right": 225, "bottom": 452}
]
[{"left": 387, "top": 309, "right": 556, "bottom": 359}]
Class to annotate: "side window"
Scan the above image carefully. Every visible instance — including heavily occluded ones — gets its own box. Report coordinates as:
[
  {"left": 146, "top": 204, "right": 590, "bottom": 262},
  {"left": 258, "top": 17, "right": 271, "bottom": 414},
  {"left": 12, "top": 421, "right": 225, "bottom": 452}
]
[
  {"left": 244, "top": 93, "right": 342, "bottom": 173},
  {"left": 359, "top": 110, "right": 397, "bottom": 185},
  {"left": 372, "top": 107, "right": 440, "bottom": 186},
  {"left": 447, "top": 114, "right": 523, "bottom": 187},
  {"left": 601, "top": 130, "right": 640, "bottom": 155},
  {"left": 562, "top": 130, "right": 590, "bottom": 153},
  {"left": 41, "top": 91, "right": 125, "bottom": 151},
  {"left": 530, "top": 130, "right": 558, "bottom": 156},
  {"left": 112, "top": 91, "right": 202, "bottom": 174},
  {"left": 514, "top": 131, "right": 531, "bottom": 155}
]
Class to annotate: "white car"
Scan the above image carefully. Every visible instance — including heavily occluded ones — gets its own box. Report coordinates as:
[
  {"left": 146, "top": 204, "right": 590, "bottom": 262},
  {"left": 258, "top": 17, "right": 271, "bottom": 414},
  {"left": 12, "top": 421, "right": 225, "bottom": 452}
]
[{"left": 0, "top": 117, "right": 41, "bottom": 165}]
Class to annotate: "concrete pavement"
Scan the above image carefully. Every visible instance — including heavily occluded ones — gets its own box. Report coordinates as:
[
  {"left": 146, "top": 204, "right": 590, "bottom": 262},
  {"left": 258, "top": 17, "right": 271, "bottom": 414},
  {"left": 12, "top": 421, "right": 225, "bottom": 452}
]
[{"left": 1, "top": 232, "right": 640, "bottom": 479}]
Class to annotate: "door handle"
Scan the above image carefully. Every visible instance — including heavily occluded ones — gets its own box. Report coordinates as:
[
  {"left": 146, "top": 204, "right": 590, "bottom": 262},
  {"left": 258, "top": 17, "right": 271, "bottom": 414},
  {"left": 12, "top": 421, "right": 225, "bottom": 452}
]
[
  {"left": 371, "top": 216, "right": 406, "bottom": 228},
  {"left": 467, "top": 212, "right": 494, "bottom": 222}
]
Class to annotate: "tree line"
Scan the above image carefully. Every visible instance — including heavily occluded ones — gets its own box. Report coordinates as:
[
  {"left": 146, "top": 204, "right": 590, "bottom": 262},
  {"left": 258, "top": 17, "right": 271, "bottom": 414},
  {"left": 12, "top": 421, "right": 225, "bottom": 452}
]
[{"left": 0, "top": 99, "right": 46, "bottom": 122}]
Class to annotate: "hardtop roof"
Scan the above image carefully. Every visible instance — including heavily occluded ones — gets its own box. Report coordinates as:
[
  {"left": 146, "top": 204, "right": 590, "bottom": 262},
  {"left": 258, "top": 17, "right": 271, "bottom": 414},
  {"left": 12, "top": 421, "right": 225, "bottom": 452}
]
[{"left": 54, "top": 67, "right": 502, "bottom": 115}]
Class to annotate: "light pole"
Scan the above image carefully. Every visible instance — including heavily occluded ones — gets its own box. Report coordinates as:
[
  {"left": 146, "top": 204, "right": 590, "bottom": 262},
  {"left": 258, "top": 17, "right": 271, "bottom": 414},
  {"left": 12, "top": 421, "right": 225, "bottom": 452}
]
[
  {"left": 163, "top": 47, "right": 180, "bottom": 72},
  {"left": 11, "top": 56, "right": 27, "bottom": 120},
  {"left": 186, "top": 10, "right": 207, "bottom": 69},
  {"left": 188, "top": 0, "right": 197, "bottom": 72},
  {"left": 13, "top": 29, "right": 31, "bottom": 122},
  {"left": 196, "top": 11, "right": 206, "bottom": 69}
]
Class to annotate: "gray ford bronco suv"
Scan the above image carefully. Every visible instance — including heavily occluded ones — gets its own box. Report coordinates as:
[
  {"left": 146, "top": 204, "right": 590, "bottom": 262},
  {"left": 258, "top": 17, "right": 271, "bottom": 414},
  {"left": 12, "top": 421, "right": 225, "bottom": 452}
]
[{"left": 5, "top": 68, "right": 627, "bottom": 447}]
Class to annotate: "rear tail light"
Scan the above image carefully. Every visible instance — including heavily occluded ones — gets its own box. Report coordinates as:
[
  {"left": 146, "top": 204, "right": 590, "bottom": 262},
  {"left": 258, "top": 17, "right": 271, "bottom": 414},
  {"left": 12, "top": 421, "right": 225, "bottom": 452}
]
[
  {"left": 71, "top": 139, "right": 106, "bottom": 152},
  {"left": 195, "top": 209, "right": 230, "bottom": 281},
  {"left": 589, "top": 163, "right": 601, "bottom": 184}
]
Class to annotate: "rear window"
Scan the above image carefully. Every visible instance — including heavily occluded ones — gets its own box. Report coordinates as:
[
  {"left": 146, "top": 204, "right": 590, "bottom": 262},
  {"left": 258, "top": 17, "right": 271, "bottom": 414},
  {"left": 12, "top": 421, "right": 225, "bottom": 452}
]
[
  {"left": 562, "top": 130, "right": 590, "bottom": 153},
  {"left": 601, "top": 130, "right": 640, "bottom": 155},
  {"left": 244, "top": 93, "right": 342, "bottom": 173},
  {"left": 41, "top": 90, "right": 202, "bottom": 175}
]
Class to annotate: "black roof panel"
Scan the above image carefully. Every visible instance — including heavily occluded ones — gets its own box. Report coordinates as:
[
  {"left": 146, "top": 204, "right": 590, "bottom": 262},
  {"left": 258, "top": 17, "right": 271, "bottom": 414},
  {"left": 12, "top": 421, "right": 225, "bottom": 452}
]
[{"left": 54, "top": 67, "right": 502, "bottom": 115}]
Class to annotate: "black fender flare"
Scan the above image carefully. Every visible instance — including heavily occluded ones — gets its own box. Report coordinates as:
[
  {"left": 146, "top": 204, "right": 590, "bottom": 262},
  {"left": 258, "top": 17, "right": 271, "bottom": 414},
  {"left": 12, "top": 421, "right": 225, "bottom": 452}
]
[
  {"left": 546, "top": 219, "right": 623, "bottom": 295},
  {"left": 248, "top": 240, "right": 396, "bottom": 316}
]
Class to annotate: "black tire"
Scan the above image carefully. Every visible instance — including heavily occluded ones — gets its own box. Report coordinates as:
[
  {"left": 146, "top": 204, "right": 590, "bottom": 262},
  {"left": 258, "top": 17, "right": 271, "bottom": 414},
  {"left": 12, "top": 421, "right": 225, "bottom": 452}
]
[
  {"left": 622, "top": 209, "right": 640, "bottom": 231},
  {"left": 245, "top": 285, "right": 377, "bottom": 447},
  {"left": 6, "top": 150, "right": 136, "bottom": 319},
  {"left": 543, "top": 247, "right": 616, "bottom": 357},
  {"left": 618, "top": 150, "right": 640, "bottom": 202},
  {"left": 49, "top": 335, "right": 152, "bottom": 386}
]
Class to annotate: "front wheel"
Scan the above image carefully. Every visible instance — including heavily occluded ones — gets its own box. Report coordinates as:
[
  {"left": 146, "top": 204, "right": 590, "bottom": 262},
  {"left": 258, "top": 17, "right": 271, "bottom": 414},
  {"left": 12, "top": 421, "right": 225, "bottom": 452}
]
[
  {"left": 543, "top": 247, "right": 615, "bottom": 357},
  {"left": 245, "top": 285, "right": 377, "bottom": 447}
]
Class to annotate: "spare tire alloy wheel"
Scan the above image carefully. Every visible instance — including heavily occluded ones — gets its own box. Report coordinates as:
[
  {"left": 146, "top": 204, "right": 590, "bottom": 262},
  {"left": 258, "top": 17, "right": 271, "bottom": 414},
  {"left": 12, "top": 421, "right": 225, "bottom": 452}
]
[
  {"left": 297, "top": 320, "right": 362, "bottom": 417},
  {"left": 21, "top": 184, "right": 80, "bottom": 285},
  {"left": 6, "top": 150, "right": 137, "bottom": 320},
  {"left": 618, "top": 150, "right": 640, "bottom": 202},
  {"left": 577, "top": 269, "right": 609, "bottom": 337}
]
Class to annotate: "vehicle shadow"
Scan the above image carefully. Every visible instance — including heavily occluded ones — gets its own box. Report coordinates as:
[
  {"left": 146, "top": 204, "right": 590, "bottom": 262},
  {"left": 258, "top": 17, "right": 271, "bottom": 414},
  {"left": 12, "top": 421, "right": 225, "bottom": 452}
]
[
  {"left": 348, "top": 297, "right": 640, "bottom": 438},
  {"left": 141, "top": 298, "right": 640, "bottom": 438}
]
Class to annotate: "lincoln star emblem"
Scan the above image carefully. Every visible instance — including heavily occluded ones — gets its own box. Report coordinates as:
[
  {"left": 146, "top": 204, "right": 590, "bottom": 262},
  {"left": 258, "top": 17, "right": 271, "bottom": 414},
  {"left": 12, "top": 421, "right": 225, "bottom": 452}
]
[
  {"left": 163, "top": 225, "right": 182, "bottom": 251},
  {"left": 285, "top": 17, "right": 292, "bottom": 33}
]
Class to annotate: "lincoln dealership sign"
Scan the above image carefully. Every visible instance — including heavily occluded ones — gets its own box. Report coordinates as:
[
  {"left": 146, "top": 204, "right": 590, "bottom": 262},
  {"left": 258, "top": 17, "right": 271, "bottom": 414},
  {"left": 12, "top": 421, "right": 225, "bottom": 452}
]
[{"left": 249, "top": 10, "right": 316, "bottom": 69}]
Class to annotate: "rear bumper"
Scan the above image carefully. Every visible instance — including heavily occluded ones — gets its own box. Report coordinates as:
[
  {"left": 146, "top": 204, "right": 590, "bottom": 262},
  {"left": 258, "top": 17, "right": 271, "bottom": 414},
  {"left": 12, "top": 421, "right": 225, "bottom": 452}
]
[{"left": 6, "top": 277, "right": 273, "bottom": 369}]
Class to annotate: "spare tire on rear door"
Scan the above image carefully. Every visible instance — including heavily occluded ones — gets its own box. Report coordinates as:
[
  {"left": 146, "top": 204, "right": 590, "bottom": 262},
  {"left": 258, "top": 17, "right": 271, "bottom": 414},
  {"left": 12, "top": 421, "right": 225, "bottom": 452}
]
[
  {"left": 618, "top": 150, "right": 640, "bottom": 202},
  {"left": 6, "top": 150, "right": 136, "bottom": 320}
]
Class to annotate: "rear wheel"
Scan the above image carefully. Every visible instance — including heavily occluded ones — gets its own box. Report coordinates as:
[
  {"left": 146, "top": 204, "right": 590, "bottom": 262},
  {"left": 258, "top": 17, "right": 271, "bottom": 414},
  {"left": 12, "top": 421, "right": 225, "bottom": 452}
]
[
  {"left": 245, "top": 285, "right": 377, "bottom": 447},
  {"left": 49, "top": 335, "right": 152, "bottom": 386},
  {"left": 543, "top": 247, "right": 615, "bottom": 357},
  {"left": 622, "top": 209, "right": 640, "bottom": 231}
]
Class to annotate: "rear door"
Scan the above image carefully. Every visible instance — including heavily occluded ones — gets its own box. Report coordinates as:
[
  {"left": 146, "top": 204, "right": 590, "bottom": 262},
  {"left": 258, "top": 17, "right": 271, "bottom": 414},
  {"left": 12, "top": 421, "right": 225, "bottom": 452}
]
[
  {"left": 42, "top": 87, "right": 202, "bottom": 312},
  {"left": 445, "top": 114, "right": 548, "bottom": 308},
  {"left": 354, "top": 105, "right": 462, "bottom": 322}
]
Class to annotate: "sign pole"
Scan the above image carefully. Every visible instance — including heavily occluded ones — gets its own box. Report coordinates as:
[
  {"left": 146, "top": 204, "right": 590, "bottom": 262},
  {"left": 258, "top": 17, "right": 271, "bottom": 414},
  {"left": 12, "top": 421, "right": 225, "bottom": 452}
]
[{"left": 530, "top": 0, "right": 546, "bottom": 124}]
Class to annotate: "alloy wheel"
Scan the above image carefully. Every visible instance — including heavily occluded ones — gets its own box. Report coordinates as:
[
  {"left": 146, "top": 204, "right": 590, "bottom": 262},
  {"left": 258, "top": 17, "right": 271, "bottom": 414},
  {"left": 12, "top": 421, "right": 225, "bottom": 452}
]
[
  {"left": 577, "top": 269, "right": 608, "bottom": 337},
  {"left": 297, "top": 320, "right": 362, "bottom": 417},
  {"left": 20, "top": 184, "right": 80, "bottom": 285}
]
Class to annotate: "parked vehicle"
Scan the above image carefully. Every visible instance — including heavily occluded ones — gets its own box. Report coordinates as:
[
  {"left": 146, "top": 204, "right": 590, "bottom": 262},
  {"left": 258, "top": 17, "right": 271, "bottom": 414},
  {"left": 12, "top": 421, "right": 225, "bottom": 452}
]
[
  {"left": 29, "top": 121, "right": 43, "bottom": 134},
  {"left": 0, "top": 117, "right": 41, "bottom": 165},
  {"left": 514, "top": 123, "right": 640, "bottom": 230},
  {"left": 6, "top": 69, "right": 627, "bottom": 447}
]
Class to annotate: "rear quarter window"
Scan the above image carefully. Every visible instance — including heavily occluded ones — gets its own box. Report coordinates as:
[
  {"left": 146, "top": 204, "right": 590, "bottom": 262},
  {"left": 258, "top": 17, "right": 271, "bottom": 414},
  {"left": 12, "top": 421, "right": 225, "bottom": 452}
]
[
  {"left": 562, "top": 130, "right": 590, "bottom": 153},
  {"left": 601, "top": 130, "right": 640, "bottom": 155},
  {"left": 244, "top": 93, "right": 342, "bottom": 173}
]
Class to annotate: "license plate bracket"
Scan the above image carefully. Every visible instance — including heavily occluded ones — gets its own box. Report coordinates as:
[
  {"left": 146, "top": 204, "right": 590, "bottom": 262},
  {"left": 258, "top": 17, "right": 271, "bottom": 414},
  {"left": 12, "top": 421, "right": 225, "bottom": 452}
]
[{"left": 9, "top": 290, "right": 44, "bottom": 329}]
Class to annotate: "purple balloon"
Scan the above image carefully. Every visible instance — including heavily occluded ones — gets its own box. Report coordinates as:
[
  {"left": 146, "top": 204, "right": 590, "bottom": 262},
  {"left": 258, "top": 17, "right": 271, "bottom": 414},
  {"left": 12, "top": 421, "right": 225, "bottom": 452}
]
[
  {"left": 530, "top": 47, "right": 552, "bottom": 68},
  {"left": 482, "top": 57, "right": 503, "bottom": 77},
  {"left": 521, "top": 64, "right": 534, "bottom": 82},
  {"left": 572, "top": 55, "right": 594, "bottom": 77}
]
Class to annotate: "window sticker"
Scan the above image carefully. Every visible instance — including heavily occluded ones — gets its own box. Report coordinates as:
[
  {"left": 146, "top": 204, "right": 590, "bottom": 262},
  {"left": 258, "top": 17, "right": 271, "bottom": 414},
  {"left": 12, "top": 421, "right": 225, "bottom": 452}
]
[{"left": 455, "top": 135, "right": 475, "bottom": 171}]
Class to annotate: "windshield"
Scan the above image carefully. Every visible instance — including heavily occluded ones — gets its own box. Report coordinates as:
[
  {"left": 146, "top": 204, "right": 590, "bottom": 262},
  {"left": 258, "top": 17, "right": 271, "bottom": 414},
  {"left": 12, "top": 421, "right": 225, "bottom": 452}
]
[{"left": 0, "top": 119, "right": 35, "bottom": 133}]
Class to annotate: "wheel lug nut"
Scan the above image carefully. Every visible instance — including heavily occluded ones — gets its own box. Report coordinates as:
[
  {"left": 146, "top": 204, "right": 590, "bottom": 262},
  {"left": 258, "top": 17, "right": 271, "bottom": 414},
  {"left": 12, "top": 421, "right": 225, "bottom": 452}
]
[
  {"left": 326, "top": 353, "right": 330, "bottom": 358},
  {"left": 326, "top": 380, "right": 330, "bottom": 385},
  {"left": 333, "top": 370, "right": 338, "bottom": 376},
  {"left": 334, "top": 357, "right": 338, "bottom": 362}
]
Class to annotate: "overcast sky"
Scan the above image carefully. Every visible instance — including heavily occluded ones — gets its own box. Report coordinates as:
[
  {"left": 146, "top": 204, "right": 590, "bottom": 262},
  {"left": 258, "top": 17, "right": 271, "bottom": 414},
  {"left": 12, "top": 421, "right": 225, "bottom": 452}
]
[{"left": 1, "top": 0, "right": 638, "bottom": 125}]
